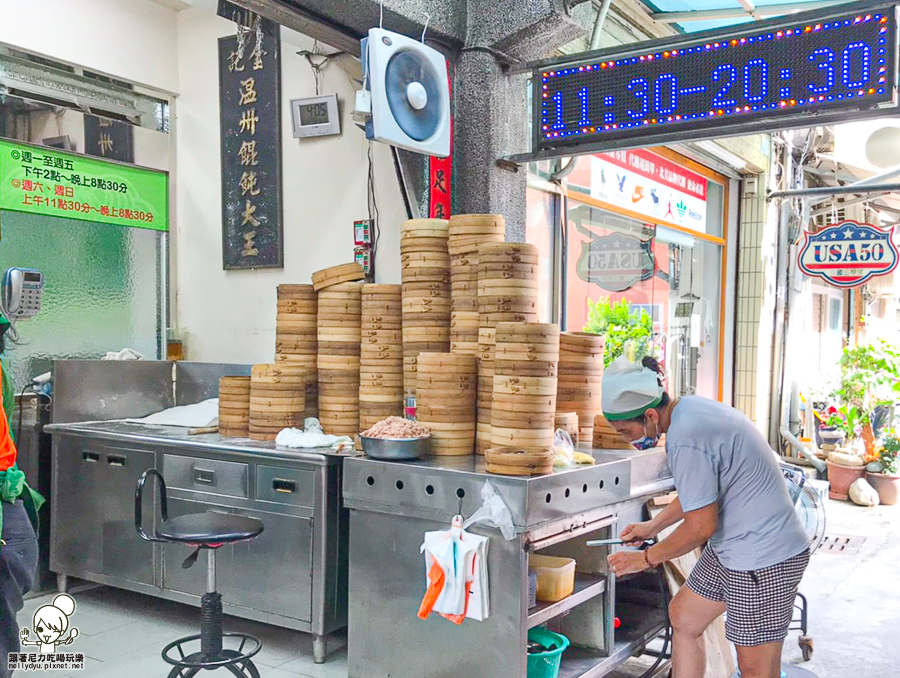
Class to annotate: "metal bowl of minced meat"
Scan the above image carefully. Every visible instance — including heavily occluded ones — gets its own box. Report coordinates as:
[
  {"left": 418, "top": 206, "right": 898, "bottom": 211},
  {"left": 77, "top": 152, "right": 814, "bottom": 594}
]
[{"left": 359, "top": 434, "right": 432, "bottom": 460}]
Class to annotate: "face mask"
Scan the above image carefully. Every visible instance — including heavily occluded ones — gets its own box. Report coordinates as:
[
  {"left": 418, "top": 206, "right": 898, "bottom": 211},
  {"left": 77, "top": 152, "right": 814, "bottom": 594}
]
[{"left": 630, "top": 418, "right": 660, "bottom": 450}]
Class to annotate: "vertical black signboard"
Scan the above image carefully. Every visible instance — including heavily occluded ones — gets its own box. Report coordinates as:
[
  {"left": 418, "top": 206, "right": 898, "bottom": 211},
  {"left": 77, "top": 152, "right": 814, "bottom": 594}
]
[
  {"left": 219, "top": 18, "right": 283, "bottom": 269},
  {"left": 84, "top": 115, "right": 135, "bottom": 163}
]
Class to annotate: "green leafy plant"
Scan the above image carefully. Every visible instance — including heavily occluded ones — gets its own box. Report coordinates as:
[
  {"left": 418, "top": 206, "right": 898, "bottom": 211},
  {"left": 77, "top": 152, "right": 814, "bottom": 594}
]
[
  {"left": 583, "top": 297, "right": 653, "bottom": 366},
  {"left": 834, "top": 340, "right": 900, "bottom": 414},
  {"left": 879, "top": 430, "right": 900, "bottom": 475}
]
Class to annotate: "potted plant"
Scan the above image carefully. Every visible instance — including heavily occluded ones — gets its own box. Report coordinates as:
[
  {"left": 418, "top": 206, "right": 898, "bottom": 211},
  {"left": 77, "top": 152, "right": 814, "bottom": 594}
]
[
  {"left": 816, "top": 405, "right": 846, "bottom": 448},
  {"left": 583, "top": 297, "right": 653, "bottom": 366},
  {"left": 866, "top": 431, "right": 900, "bottom": 506}
]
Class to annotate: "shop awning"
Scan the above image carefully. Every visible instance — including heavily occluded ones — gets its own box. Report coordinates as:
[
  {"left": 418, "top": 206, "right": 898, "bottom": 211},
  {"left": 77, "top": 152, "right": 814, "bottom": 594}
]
[{"left": 640, "top": 0, "right": 847, "bottom": 33}]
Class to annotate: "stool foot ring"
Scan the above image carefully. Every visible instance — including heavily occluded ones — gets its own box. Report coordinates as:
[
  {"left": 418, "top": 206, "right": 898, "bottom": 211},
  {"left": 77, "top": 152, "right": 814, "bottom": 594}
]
[{"left": 162, "top": 632, "right": 262, "bottom": 675}]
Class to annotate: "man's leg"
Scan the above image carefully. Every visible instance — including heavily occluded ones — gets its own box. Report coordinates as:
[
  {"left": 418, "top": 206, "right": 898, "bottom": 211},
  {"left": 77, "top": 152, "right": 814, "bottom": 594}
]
[
  {"left": 0, "top": 501, "right": 38, "bottom": 678},
  {"left": 669, "top": 586, "right": 727, "bottom": 678},
  {"left": 735, "top": 641, "right": 784, "bottom": 678}
]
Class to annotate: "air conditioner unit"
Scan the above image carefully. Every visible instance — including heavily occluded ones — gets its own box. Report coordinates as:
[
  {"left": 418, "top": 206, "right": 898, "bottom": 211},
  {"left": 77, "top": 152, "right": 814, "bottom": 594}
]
[{"left": 357, "top": 28, "right": 450, "bottom": 157}]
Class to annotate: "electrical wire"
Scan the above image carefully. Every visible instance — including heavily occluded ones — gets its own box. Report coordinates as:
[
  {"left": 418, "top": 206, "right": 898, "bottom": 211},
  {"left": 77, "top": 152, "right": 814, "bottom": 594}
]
[{"left": 367, "top": 141, "right": 381, "bottom": 281}]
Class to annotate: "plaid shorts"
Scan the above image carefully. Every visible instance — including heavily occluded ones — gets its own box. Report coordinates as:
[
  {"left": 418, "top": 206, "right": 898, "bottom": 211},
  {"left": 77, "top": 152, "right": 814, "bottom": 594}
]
[{"left": 687, "top": 546, "right": 810, "bottom": 646}]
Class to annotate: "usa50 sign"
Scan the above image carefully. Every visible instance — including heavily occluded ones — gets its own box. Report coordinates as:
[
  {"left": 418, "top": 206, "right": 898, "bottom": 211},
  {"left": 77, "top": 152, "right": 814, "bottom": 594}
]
[{"left": 798, "top": 220, "right": 899, "bottom": 288}]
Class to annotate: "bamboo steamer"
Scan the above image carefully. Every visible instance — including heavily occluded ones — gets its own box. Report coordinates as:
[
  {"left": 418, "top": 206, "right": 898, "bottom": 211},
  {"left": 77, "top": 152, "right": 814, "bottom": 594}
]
[
  {"left": 218, "top": 376, "right": 251, "bottom": 438},
  {"left": 488, "top": 323, "right": 559, "bottom": 452},
  {"left": 311, "top": 263, "right": 365, "bottom": 291},
  {"left": 415, "top": 352, "right": 476, "bottom": 456},
  {"left": 274, "top": 284, "right": 319, "bottom": 418},
  {"left": 358, "top": 283, "right": 403, "bottom": 430},
  {"left": 484, "top": 446, "right": 554, "bottom": 476},
  {"left": 556, "top": 332, "right": 605, "bottom": 441},
  {"left": 317, "top": 282, "right": 361, "bottom": 438},
  {"left": 249, "top": 365, "right": 305, "bottom": 441},
  {"left": 592, "top": 414, "right": 634, "bottom": 450},
  {"left": 401, "top": 220, "right": 451, "bottom": 396}
]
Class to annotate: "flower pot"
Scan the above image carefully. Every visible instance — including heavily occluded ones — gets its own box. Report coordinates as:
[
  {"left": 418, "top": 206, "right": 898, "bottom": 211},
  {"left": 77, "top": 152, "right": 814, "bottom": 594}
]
[
  {"left": 866, "top": 472, "right": 900, "bottom": 506},
  {"left": 826, "top": 459, "right": 866, "bottom": 501}
]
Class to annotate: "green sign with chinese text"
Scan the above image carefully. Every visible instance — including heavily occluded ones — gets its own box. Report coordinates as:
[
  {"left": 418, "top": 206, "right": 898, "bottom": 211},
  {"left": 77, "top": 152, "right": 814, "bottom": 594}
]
[{"left": 0, "top": 139, "right": 168, "bottom": 231}]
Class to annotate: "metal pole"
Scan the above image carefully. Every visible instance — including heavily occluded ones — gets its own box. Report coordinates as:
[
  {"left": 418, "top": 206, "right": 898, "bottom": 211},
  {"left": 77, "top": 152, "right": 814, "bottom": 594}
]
[
  {"left": 207, "top": 549, "right": 217, "bottom": 594},
  {"left": 768, "top": 182, "right": 900, "bottom": 200},
  {"left": 589, "top": 0, "right": 614, "bottom": 51}
]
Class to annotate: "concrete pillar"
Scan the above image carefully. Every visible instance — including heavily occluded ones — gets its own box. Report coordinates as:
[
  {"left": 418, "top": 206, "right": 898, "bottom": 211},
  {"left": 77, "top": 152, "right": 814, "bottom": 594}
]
[{"left": 452, "top": 50, "right": 529, "bottom": 240}]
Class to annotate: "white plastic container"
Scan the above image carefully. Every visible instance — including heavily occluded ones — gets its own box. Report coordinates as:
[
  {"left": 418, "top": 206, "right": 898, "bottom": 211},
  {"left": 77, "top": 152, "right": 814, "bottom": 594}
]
[{"left": 529, "top": 554, "right": 576, "bottom": 602}]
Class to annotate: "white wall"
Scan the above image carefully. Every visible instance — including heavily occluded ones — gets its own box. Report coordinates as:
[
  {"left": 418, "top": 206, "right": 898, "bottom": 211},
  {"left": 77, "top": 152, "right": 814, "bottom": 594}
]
[
  {"left": 174, "top": 7, "right": 405, "bottom": 363},
  {"left": 0, "top": 0, "right": 179, "bottom": 93}
]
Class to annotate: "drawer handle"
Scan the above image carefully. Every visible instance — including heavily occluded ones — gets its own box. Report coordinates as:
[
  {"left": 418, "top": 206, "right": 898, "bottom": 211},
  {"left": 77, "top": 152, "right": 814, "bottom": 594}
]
[
  {"left": 107, "top": 455, "right": 126, "bottom": 467},
  {"left": 82, "top": 452, "right": 100, "bottom": 463},
  {"left": 194, "top": 468, "right": 216, "bottom": 485},
  {"left": 272, "top": 478, "right": 297, "bottom": 494}
]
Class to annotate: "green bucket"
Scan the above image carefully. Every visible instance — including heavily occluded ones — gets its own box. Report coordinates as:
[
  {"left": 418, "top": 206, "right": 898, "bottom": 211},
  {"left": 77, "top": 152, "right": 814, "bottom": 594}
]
[{"left": 526, "top": 627, "right": 570, "bottom": 678}]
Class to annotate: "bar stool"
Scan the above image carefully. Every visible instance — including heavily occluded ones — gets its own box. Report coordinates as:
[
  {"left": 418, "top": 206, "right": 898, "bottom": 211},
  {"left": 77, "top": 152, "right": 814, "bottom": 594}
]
[{"left": 135, "top": 469, "right": 265, "bottom": 678}]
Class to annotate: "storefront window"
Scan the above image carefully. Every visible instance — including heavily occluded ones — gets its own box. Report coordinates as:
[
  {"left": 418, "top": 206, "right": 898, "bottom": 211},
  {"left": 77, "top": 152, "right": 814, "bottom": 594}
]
[
  {"left": 564, "top": 202, "right": 723, "bottom": 399},
  {"left": 525, "top": 148, "right": 730, "bottom": 400}
]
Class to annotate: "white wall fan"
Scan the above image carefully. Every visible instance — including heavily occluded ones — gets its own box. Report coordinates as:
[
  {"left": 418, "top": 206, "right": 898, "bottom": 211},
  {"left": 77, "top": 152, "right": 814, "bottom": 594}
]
[{"left": 356, "top": 28, "right": 450, "bottom": 157}]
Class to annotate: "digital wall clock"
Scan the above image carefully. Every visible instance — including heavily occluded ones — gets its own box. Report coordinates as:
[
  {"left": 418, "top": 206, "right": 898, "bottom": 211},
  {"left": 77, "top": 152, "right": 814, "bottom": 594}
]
[{"left": 531, "top": 1, "right": 899, "bottom": 156}]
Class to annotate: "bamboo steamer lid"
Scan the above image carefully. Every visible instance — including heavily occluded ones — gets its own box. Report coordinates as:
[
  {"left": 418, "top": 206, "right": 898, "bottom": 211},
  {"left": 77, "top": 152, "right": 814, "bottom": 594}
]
[
  {"left": 312, "top": 263, "right": 365, "bottom": 291},
  {"left": 362, "top": 283, "right": 401, "bottom": 295},
  {"left": 220, "top": 376, "right": 250, "bottom": 389},
  {"left": 478, "top": 241, "right": 539, "bottom": 259},
  {"left": 449, "top": 213, "right": 505, "bottom": 231},
  {"left": 495, "top": 322, "right": 559, "bottom": 342},
  {"left": 400, "top": 237, "right": 450, "bottom": 252},
  {"left": 402, "top": 217, "right": 449, "bottom": 233},
  {"left": 252, "top": 363, "right": 306, "bottom": 377}
]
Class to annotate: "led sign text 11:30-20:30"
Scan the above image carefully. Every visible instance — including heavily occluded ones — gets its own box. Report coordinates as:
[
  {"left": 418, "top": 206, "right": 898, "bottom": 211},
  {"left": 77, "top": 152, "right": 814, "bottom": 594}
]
[{"left": 540, "top": 10, "right": 896, "bottom": 147}]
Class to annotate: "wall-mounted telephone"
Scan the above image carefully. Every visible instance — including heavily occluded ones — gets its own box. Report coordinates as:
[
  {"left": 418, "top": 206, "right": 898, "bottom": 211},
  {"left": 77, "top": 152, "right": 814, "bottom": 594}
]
[{"left": 2, "top": 267, "right": 43, "bottom": 319}]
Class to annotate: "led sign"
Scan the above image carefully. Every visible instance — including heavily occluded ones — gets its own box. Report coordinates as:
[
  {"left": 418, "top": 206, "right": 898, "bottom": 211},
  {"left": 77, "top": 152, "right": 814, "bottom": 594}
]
[{"left": 534, "top": 2, "right": 899, "bottom": 154}]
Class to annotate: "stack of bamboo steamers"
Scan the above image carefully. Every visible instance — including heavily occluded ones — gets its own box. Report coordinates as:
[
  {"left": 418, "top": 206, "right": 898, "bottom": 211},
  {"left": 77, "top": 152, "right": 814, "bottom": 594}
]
[
  {"left": 491, "top": 322, "right": 559, "bottom": 449},
  {"left": 274, "top": 284, "right": 318, "bottom": 419},
  {"left": 556, "top": 333, "right": 606, "bottom": 442},
  {"left": 476, "top": 243, "right": 540, "bottom": 453},
  {"left": 317, "top": 281, "right": 362, "bottom": 438},
  {"left": 401, "top": 219, "right": 451, "bottom": 398},
  {"left": 359, "top": 283, "right": 404, "bottom": 430},
  {"left": 448, "top": 214, "right": 506, "bottom": 355},
  {"left": 248, "top": 364, "right": 306, "bottom": 441},
  {"left": 415, "top": 352, "right": 477, "bottom": 455},
  {"left": 218, "top": 376, "right": 251, "bottom": 437}
]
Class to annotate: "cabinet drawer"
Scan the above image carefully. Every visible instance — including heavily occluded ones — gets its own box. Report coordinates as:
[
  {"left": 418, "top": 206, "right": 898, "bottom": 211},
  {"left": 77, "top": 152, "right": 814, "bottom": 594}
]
[
  {"left": 256, "top": 465, "right": 315, "bottom": 508},
  {"left": 163, "top": 454, "right": 249, "bottom": 498}
]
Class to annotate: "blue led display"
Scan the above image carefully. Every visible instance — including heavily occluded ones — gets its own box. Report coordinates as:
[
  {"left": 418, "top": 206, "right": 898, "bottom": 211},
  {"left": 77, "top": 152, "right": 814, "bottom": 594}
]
[{"left": 538, "top": 8, "right": 897, "bottom": 149}]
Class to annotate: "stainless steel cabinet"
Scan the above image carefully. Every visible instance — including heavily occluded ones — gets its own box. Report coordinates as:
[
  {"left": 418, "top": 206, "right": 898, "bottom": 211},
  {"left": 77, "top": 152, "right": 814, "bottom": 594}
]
[
  {"left": 51, "top": 440, "right": 156, "bottom": 586},
  {"left": 47, "top": 424, "right": 348, "bottom": 663},
  {"left": 161, "top": 498, "right": 314, "bottom": 623}
]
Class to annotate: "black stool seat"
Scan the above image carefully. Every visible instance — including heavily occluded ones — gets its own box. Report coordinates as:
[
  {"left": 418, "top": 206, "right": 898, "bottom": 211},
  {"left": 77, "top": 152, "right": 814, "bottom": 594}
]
[{"left": 156, "top": 512, "right": 264, "bottom": 545}]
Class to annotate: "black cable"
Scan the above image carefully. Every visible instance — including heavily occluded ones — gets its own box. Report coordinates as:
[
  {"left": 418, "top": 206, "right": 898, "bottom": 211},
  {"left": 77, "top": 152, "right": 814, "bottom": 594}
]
[
  {"left": 16, "top": 383, "right": 28, "bottom": 446},
  {"left": 367, "top": 142, "right": 381, "bottom": 282},
  {"left": 638, "top": 565, "right": 672, "bottom": 678}
]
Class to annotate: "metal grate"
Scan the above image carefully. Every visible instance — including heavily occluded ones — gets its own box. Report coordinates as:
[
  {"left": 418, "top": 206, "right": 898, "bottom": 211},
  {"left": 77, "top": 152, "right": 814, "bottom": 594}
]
[{"left": 819, "top": 535, "right": 866, "bottom": 556}]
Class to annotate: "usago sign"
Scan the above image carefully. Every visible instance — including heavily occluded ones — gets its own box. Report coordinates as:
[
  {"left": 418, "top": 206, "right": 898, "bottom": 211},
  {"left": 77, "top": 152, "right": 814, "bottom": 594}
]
[
  {"left": 576, "top": 231, "right": 655, "bottom": 292},
  {"left": 798, "top": 220, "right": 899, "bottom": 288}
]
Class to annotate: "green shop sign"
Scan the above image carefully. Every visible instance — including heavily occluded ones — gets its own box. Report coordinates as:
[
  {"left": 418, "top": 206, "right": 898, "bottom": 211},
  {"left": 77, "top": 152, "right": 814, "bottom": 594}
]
[{"left": 0, "top": 139, "right": 168, "bottom": 231}]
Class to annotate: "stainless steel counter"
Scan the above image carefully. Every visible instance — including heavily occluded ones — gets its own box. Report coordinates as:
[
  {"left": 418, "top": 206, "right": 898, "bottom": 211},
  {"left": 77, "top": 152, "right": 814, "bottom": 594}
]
[
  {"left": 342, "top": 447, "right": 673, "bottom": 678},
  {"left": 46, "top": 360, "right": 353, "bottom": 663}
]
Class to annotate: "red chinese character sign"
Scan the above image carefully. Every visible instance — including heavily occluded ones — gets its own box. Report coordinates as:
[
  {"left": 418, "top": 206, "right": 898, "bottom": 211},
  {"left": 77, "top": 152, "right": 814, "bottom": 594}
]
[
  {"left": 428, "top": 62, "right": 452, "bottom": 220},
  {"left": 798, "top": 220, "right": 899, "bottom": 288}
]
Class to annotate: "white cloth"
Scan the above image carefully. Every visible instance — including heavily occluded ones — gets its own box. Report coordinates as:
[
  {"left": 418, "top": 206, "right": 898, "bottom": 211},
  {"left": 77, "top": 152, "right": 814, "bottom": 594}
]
[
  {"left": 274, "top": 419, "right": 353, "bottom": 450},
  {"left": 601, "top": 356, "right": 663, "bottom": 420},
  {"left": 126, "top": 399, "right": 218, "bottom": 428},
  {"left": 102, "top": 348, "right": 144, "bottom": 361}
]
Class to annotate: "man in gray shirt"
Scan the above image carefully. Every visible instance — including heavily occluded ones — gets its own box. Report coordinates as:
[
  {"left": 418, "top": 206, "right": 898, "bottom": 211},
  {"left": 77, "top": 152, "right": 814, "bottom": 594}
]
[{"left": 603, "top": 357, "right": 810, "bottom": 678}]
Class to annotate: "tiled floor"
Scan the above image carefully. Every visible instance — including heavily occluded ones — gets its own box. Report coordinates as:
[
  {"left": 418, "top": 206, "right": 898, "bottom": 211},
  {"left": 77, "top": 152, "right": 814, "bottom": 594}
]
[{"left": 16, "top": 586, "right": 347, "bottom": 678}]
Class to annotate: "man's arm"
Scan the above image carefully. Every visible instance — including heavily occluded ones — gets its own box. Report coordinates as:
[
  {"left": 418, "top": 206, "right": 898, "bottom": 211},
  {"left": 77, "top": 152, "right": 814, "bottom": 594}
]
[{"left": 646, "top": 502, "right": 717, "bottom": 565}]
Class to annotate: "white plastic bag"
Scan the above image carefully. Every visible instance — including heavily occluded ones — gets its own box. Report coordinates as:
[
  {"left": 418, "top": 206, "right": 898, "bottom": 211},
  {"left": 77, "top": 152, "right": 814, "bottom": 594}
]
[
  {"left": 552, "top": 428, "right": 575, "bottom": 467},
  {"left": 463, "top": 481, "right": 516, "bottom": 540}
]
